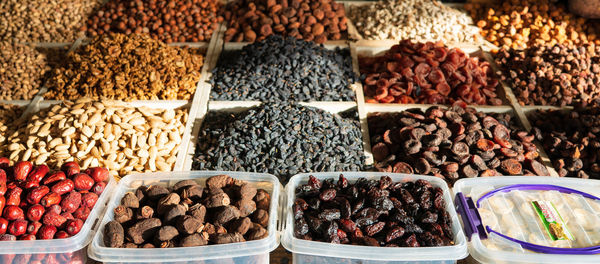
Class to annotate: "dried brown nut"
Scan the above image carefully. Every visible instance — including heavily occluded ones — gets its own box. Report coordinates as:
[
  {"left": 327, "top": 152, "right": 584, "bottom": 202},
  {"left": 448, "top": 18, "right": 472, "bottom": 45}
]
[
  {"left": 247, "top": 224, "right": 269, "bottom": 240},
  {"left": 214, "top": 206, "right": 242, "bottom": 225},
  {"left": 121, "top": 192, "right": 139, "bottom": 209},
  {"left": 188, "top": 204, "right": 207, "bottom": 222},
  {"left": 206, "top": 192, "right": 231, "bottom": 208},
  {"left": 229, "top": 217, "right": 252, "bottom": 235},
  {"left": 103, "top": 220, "right": 124, "bottom": 248},
  {"left": 252, "top": 209, "right": 269, "bottom": 227},
  {"left": 114, "top": 205, "right": 133, "bottom": 224},
  {"left": 206, "top": 175, "right": 231, "bottom": 190},
  {"left": 180, "top": 185, "right": 204, "bottom": 201},
  {"left": 176, "top": 215, "right": 203, "bottom": 235},
  {"left": 126, "top": 218, "right": 161, "bottom": 244},
  {"left": 179, "top": 233, "right": 208, "bottom": 247},
  {"left": 137, "top": 206, "right": 154, "bottom": 220},
  {"left": 163, "top": 204, "right": 187, "bottom": 224},
  {"left": 157, "top": 193, "right": 181, "bottom": 215},
  {"left": 235, "top": 199, "right": 257, "bottom": 217},
  {"left": 157, "top": 226, "right": 179, "bottom": 241},
  {"left": 172, "top": 180, "right": 198, "bottom": 192},
  {"left": 211, "top": 233, "right": 245, "bottom": 244}
]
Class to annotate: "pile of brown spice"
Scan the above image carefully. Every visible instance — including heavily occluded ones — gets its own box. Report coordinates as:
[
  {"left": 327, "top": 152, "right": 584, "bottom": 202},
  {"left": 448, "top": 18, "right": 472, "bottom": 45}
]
[
  {"left": 45, "top": 33, "right": 203, "bottom": 101},
  {"left": 465, "top": 0, "right": 600, "bottom": 49}
]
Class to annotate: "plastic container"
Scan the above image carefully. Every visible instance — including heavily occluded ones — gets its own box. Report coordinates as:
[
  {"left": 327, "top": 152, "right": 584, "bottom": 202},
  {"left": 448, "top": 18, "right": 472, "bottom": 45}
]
[
  {"left": 88, "top": 171, "right": 281, "bottom": 264},
  {"left": 454, "top": 176, "right": 600, "bottom": 264},
  {"left": 0, "top": 175, "right": 116, "bottom": 263},
  {"left": 281, "top": 172, "right": 468, "bottom": 264}
]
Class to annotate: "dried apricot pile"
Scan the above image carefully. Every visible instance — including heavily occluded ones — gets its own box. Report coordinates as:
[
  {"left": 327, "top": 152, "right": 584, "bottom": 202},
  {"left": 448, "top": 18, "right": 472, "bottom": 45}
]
[{"left": 360, "top": 40, "right": 502, "bottom": 105}]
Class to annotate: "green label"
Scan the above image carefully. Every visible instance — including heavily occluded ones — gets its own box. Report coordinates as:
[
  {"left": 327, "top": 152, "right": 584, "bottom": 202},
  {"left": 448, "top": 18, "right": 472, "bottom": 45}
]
[{"left": 531, "top": 201, "right": 574, "bottom": 241}]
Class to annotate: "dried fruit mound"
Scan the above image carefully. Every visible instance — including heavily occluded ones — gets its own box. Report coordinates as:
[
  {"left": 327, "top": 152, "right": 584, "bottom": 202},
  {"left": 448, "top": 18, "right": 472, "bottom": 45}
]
[
  {"left": 210, "top": 35, "right": 357, "bottom": 101},
  {"left": 104, "top": 174, "right": 270, "bottom": 248},
  {"left": 84, "top": 0, "right": 223, "bottom": 43},
  {"left": 193, "top": 102, "right": 365, "bottom": 182},
  {"left": 0, "top": 159, "right": 109, "bottom": 242},
  {"left": 223, "top": 0, "right": 348, "bottom": 43},
  {"left": 495, "top": 44, "right": 600, "bottom": 107},
  {"left": 360, "top": 40, "right": 502, "bottom": 105},
  {"left": 465, "top": 0, "right": 600, "bottom": 49},
  {"left": 294, "top": 175, "right": 454, "bottom": 247},
  {"left": 45, "top": 33, "right": 203, "bottom": 101},
  {"left": 530, "top": 108, "right": 600, "bottom": 179},
  {"left": 369, "top": 106, "right": 549, "bottom": 185}
]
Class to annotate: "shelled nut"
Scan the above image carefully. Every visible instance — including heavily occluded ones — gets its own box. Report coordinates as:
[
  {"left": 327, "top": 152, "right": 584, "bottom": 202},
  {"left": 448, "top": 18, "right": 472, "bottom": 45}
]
[
  {"left": 0, "top": 99, "right": 188, "bottom": 179},
  {"left": 350, "top": 0, "right": 481, "bottom": 44}
]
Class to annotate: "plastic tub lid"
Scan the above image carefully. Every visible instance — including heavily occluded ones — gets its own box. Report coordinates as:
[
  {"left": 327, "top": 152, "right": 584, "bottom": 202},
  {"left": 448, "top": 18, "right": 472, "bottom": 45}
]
[
  {"left": 0, "top": 175, "right": 116, "bottom": 254},
  {"left": 88, "top": 171, "right": 281, "bottom": 263},
  {"left": 454, "top": 176, "right": 600, "bottom": 264},
  {"left": 281, "top": 172, "right": 468, "bottom": 262}
]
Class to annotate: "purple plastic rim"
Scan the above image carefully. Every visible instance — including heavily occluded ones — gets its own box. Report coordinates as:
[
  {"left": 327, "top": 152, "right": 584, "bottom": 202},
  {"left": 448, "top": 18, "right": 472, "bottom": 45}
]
[
  {"left": 476, "top": 184, "right": 600, "bottom": 208},
  {"left": 474, "top": 183, "right": 600, "bottom": 255}
]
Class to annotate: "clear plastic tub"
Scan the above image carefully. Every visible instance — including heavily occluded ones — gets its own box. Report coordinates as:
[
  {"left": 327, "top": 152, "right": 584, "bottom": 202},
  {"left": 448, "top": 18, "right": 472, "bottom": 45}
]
[
  {"left": 454, "top": 176, "right": 600, "bottom": 264},
  {"left": 0, "top": 175, "right": 116, "bottom": 263},
  {"left": 281, "top": 172, "right": 468, "bottom": 264},
  {"left": 88, "top": 171, "right": 281, "bottom": 264}
]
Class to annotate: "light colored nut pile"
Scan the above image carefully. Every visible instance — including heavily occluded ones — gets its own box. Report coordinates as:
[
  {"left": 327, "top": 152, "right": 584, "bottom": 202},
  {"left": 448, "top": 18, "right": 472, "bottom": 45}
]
[
  {"left": 45, "top": 33, "right": 203, "bottom": 101},
  {"left": 1, "top": 99, "right": 188, "bottom": 178},
  {"left": 349, "top": 0, "right": 481, "bottom": 43},
  {"left": 0, "top": 42, "right": 60, "bottom": 100},
  {"left": 0, "top": 104, "right": 24, "bottom": 147},
  {"left": 0, "top": 0, "right": 101, "bottom": 42}
]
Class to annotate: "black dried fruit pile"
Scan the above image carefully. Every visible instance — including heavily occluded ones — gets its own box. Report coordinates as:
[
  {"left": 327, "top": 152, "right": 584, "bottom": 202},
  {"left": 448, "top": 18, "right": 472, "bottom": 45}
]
[
  {"left": 192, "top": 102, "right": 365, "bottom": 181},
  {"left": 210, "top": 35, "right": 357, "bottom": 101},
  {"left": 494, "top": 44, "right": 600, "bottom": 107},
  {"left": 368, "top": 106, "right": 549, "bottom": 184},
  {"left": 103, "top": 175, "right": 271, "bottom": 248},
  {"left": 293, "top": 175, "right": 454, "bottom": 247},
  {"left": 530, "top": 108, "right": 600, "bottom": 179}
]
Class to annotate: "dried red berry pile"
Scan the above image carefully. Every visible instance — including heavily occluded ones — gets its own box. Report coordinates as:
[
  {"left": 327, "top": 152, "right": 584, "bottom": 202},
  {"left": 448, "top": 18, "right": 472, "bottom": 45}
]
[
  {"left": 293, "top": 175, "right": 454, "bottom": 247},
  {"left": 360, "top": 40, "right": 503, "bottom": 105},
  {"left": 368, "top": 106, "right": 549, "bottom": 184},
  {"left": 0, "top": 158, "right": 108, "bottom": 241}
]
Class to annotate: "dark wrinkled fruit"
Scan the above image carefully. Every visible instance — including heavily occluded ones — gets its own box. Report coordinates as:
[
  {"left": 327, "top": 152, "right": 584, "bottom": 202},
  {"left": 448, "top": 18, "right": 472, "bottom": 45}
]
[
  {"left": 294, "top": 175, "right": 453, "bottom": 247},
  {"left": 193, "top": 102, "right": 365, "bottom": 181},
  {"left": 368, "top": 106, "right": 546, "bottom": 185}
]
